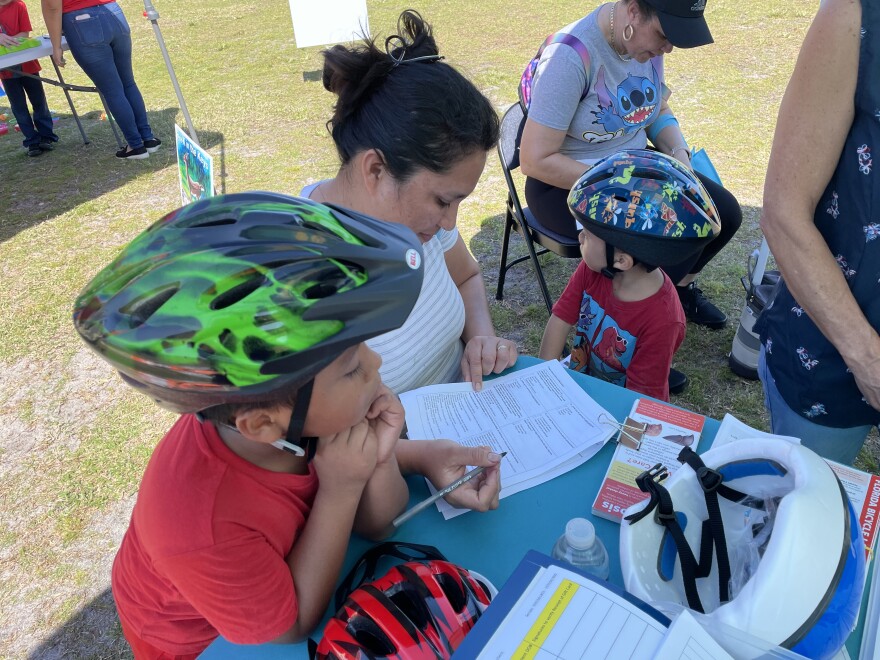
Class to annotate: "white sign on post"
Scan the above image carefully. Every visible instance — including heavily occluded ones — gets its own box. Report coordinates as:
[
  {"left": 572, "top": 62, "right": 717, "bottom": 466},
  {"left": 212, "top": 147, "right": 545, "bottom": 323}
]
[{"left": 288, "top": 0, "right": 368, "bottom": 48}]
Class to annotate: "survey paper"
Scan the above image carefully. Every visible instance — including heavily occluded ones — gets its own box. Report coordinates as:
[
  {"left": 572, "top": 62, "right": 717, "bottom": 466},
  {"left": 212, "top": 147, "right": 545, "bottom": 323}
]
[
  {"left": 477, "top": 565, "right": 666, "bottom": 659},
  {"left": 654, "top": 610, "right": 733, "bottom": 660},
  {"left": 400, "top": 360, "right": 615, "bottom": 519}
]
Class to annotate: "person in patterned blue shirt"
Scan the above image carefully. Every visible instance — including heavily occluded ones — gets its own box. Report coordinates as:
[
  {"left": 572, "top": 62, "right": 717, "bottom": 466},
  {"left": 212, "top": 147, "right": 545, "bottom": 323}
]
[{"left": 755, "top": 0, "right": 880, "bottom": 465}]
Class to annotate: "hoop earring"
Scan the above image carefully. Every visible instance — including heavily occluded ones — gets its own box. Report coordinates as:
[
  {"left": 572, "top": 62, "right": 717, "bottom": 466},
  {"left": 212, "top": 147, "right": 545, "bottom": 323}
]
[{"left": 623, "top": 24, "right": 634, "bottom": 41}]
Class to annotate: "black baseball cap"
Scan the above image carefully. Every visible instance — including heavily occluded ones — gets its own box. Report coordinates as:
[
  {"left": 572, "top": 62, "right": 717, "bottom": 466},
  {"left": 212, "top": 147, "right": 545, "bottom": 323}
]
[{"left": 643, "top": 0, "right": 713, "bottom": 48}]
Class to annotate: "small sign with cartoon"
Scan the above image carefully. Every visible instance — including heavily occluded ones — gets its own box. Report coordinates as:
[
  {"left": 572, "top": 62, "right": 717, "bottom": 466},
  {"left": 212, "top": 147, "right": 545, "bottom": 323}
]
[{"left": 174, "top": 124, "right": 213, "bottom": 206}]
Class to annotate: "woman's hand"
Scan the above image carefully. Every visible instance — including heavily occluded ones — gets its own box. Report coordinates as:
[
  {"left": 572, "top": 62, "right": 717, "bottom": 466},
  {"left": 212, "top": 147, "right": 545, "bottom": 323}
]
[
  {"left": 461, "top": 336, "right": 518, "bottom": 391},
  {"left": 420, "top": 441, "right": 502, "bottom": 511},
  {"left": 51, "top": 46, "right": 65, "bottom": 67},
  {"left": 366, "top": 384, "right": 405, "bottom": 465}
]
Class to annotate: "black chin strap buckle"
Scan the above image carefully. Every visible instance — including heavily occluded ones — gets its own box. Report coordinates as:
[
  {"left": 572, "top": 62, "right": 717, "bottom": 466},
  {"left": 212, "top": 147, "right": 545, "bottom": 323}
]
[
  {"left": 696, "top": 465, "right": 723, "bottom": 493},
  {"left": 624, "top": 463, "right": 670, "bottom": 524}
]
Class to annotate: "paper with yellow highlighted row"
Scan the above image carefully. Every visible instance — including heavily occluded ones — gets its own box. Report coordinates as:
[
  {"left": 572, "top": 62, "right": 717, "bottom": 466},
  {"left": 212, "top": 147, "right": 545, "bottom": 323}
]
[
  {"left": 401, "top": 361, "right": 615, "bottom": 520},
  {"left": 477, "top": 565, "right": 667, "bottom": 659}
]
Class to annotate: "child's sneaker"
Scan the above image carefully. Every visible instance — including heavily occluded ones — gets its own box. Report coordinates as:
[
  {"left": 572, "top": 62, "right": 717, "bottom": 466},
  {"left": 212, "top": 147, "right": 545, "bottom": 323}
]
[
  {"left": 27, "top": 144, "right": 43, "bottom": 157},
  {"left": 38, "top": 139, "right": 55, "bottom": 151},
  {"left": 116, "top": 146, "right": 149, "bottom": 160},
  {"left": 144, "top": 138, "right": 161, "bottom": 153}
]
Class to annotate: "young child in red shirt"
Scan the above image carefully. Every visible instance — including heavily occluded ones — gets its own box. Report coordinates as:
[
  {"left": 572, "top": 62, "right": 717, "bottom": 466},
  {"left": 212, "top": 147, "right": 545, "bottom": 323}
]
[
  {"left": 0, "top": 0, "right": 58, "bottom": 156},
  {"left": 73, "top": 192, "right": 502, "bottom": 658},
  {"left": 539, "top": 150, "right": 721, "bottom": 401}
]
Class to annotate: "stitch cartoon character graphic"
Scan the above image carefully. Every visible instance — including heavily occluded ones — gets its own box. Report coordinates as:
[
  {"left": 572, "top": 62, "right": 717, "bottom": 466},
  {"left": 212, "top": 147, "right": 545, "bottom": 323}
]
[{"left": 591, "top": 63, "right": 662, "bottom": 137}]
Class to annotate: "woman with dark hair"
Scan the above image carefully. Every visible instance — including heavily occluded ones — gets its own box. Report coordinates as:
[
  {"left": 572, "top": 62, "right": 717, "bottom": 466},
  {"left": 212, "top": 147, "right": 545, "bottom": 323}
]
[
  {"left": 519, "top": 0, "right": 741, "bottom": 332},
  {"left": 303, "top": 10, "right": 518, "bottom": 394}
]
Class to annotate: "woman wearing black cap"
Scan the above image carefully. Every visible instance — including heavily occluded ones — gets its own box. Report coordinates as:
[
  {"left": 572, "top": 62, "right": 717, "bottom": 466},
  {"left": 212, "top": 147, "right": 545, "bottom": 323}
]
[{"left": 520, "top": 0, "right": 741, "bottom": 335}]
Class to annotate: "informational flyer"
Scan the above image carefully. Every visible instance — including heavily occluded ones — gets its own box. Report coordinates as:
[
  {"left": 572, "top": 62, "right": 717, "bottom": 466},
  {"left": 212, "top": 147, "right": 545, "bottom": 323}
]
[
  {"left": 174, "top": 124, "right": 213, "bottom": 206},
  {"left": 400, "top": 361, "right": 616, "bottom": 519},
  {"left": 592, "top": 398, "right": 705, "bottom": 522}
]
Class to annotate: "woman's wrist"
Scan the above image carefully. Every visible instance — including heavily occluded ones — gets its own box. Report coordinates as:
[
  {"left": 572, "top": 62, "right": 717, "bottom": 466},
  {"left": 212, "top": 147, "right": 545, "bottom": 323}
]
[{"left": 670, "top": 145, "right": 691, "bottom": 161}]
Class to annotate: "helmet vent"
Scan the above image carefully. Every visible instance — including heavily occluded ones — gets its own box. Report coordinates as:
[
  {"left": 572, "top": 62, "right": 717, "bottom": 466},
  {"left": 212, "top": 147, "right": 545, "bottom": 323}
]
[
  {"left": 211, "top": 276, "right": 266, "bottom": 310},
  {"left": 123, "top": 285, "right": 179, "bottom": 328},
  {"left": 187, "top": 217, "right": 237, "bottom": 228},
  {"left": 437, "top": 572, "right": 468, "bottom": 613},
  {"left": 218, "top": 329, "right": 237, "bottom": 352},
  {"left": 302, "top": 265, "right": 360, "bottom": 300},
  {"left": 243, "top": 336, "right": 275, "bottom": 363},
  {"left": 350, "top": 617, "right": 397, "bottom": 656},
  {"left": 632, "top": 167, "right": 667, "bottom": 182},
  {"left": 389, "top": 586, "right": 430, "bottom": 628}
]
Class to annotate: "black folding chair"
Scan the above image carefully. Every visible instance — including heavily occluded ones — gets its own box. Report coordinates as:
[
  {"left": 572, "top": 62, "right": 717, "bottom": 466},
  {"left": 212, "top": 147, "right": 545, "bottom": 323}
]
[{"left": 496, "top": 103, "right": 581, "bottom": 314}]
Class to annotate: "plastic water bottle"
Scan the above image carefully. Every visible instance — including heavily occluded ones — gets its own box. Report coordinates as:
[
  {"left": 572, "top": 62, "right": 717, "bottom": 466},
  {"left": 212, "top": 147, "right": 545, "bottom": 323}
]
[{"left": 551, "top": 517, "right": 610, "bottom": 580}]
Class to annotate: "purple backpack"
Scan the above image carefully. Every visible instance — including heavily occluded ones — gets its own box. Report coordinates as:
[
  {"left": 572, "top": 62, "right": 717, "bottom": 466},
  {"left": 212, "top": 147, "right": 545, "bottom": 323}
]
[{"left": 519, "top": 32, "right": 592, "bottom": 113}]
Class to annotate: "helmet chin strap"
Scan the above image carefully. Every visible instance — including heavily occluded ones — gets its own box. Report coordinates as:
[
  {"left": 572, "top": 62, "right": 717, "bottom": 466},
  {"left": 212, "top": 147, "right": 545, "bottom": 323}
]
[
  {"left": 601, "top": 242, "right": 619, "bottom": 279},
  {"left": 271, "top": 380, "right": 317, "bottom": 461}
]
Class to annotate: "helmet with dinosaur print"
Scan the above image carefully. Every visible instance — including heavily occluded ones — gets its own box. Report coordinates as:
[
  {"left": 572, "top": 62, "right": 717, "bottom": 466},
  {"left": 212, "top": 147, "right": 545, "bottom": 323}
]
[
  {"left": 568, "top": 149, "right": 720, "bottom": 268},
  {"left": 73, "top": 192, "right": 424, "bottom": 413}
]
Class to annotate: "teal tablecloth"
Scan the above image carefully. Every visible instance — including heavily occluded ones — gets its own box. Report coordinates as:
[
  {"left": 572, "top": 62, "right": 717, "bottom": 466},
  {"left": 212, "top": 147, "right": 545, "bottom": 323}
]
[{"left": 201, "top": 356, "right": 869, "bottom": 658}]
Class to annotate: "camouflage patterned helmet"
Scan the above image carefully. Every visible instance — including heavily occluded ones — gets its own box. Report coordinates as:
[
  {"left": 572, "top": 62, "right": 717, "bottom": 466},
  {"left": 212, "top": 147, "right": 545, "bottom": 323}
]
[
  {"left": 568, "top": 149, "right": 721, "bottom": 268},
  {"left": 73, "top": 192, "right": 424, "bottom": 413}
]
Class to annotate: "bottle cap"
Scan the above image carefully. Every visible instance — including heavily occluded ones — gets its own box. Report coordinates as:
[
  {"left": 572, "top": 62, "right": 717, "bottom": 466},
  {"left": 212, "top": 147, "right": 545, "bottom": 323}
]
[{"left": 565, "top": 517, "right": 597, "bottom": 550}]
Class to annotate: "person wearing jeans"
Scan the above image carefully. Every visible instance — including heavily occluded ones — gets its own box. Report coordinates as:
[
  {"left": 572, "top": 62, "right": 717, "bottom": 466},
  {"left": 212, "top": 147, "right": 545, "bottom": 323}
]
[
  {"left": 0, "top": 0, "right": 59, "bottom": 156},
  {"left": 3, "top": 72, "right": 58, "bottom": 155},
  {"left": 40, "top": 0, "right": 160, "bottom": 159}
]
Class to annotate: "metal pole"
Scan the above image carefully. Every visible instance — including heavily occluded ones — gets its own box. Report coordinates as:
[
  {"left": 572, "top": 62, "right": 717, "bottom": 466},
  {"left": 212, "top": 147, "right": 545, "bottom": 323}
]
[{"left": 142, "top": 0, "right": 199, "bottom": 145}]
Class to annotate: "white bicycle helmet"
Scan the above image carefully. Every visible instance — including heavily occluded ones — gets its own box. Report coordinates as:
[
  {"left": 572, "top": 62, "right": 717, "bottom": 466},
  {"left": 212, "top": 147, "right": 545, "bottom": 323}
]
[{"left": 620, "top": 439, "right": 864, "bottom": 660}]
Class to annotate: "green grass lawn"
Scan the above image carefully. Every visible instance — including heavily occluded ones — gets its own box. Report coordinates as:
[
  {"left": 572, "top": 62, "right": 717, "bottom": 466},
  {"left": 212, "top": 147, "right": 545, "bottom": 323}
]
[{"left": 0, "top": 0, "right": 875, "bottom": 655}]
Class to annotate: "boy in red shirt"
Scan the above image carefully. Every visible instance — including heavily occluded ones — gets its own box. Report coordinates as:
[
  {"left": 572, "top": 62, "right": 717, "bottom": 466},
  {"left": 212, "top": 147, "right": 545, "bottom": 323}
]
[
  {"left": 539, "top": 150, "right": 721, "bottom": 401},
  {"left": 73, "top": 193, "right": 501, "bottom": 658},
  {"left": 0, "top": 0, "right": 58, "bottom": 156}
]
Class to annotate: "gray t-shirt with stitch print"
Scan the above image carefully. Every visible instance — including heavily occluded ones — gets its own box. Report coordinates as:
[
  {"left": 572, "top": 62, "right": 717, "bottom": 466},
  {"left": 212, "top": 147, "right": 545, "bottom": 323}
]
[{"left": 528, "top": 8, "right": 666, "bottom": 165}]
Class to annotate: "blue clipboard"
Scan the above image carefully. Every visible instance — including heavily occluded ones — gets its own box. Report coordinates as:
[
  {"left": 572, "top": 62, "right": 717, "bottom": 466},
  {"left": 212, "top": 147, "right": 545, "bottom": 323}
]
[{"left": 453, "top": 550, "right": 671, "bottom": 658}]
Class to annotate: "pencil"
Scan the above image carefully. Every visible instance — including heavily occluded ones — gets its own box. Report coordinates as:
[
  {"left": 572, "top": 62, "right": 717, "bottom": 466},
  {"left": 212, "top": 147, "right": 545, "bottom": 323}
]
[{"left": 392, "top": 452, "right": 507, "bottom": 528}]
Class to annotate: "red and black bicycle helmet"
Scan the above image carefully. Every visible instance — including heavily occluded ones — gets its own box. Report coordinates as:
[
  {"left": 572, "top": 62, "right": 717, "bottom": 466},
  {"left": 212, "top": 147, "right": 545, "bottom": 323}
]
[{"left": 314, "top": 543, "right": 493, "bottom": 659}]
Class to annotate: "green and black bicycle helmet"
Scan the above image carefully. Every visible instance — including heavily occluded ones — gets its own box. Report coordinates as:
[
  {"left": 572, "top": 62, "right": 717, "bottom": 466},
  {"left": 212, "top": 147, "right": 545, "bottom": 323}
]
[
  {"left": 568, "top": 149, "right": 721, "bottom": 277},
  {"left": 73, "top": 192, "right": 424, "bottom": 447}
]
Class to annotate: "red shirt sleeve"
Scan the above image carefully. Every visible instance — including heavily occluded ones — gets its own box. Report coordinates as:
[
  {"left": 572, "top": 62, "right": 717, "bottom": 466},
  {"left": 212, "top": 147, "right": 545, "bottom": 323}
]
[
  {"left": 552, "top": 262, "right": 590, "bottom": 325},
  {"left": 155, "top": 534, "right": 298, "bottom": 645}
]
